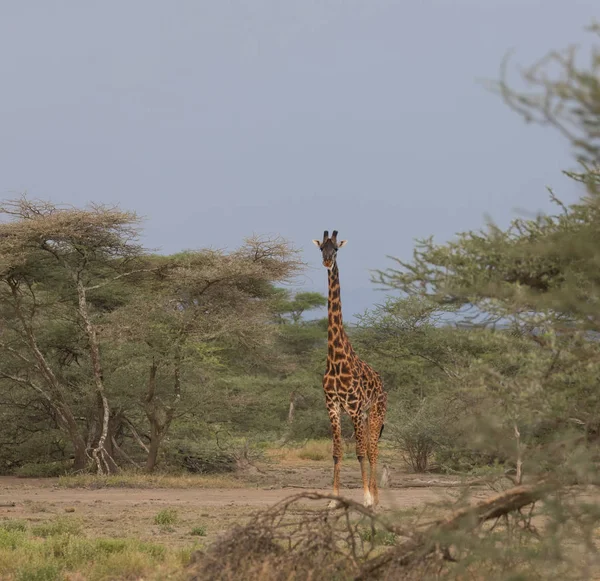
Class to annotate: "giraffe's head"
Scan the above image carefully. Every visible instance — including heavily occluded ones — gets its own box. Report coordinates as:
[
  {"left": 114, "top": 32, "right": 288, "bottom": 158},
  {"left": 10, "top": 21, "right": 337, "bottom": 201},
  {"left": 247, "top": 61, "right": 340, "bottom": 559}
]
[{"left": 312, "top": 230, "right": 347, "bottom": 270}]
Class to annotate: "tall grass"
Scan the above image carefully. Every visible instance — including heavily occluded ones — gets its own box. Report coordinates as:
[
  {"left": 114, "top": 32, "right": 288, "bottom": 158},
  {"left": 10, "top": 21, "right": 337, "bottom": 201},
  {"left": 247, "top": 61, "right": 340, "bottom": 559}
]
[{"left": 0, "top": 517, "right": 190, "bottom": 581}]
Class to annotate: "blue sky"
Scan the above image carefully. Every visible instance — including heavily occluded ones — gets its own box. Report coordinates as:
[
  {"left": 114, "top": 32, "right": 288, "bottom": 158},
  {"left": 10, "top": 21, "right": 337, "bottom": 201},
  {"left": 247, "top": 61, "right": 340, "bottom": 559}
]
[{"left": 1, "top": 1, "right": 597, "bottom": 320}]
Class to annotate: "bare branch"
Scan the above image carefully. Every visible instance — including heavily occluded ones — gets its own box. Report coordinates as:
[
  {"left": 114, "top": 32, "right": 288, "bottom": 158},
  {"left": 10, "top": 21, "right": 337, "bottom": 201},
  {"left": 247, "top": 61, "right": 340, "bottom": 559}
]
[
  {"left": 84, "top": 268, "right": 158, "bottom": 291},
  {"left": 123, "top": 418, "right": 149, "bottom": 454}
]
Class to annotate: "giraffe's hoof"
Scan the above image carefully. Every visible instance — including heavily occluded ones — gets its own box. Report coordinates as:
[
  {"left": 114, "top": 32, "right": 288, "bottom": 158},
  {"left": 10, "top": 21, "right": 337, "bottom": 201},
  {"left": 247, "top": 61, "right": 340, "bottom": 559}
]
[{"left": 363, "top": 491, "right": 375, "bottom": 509}]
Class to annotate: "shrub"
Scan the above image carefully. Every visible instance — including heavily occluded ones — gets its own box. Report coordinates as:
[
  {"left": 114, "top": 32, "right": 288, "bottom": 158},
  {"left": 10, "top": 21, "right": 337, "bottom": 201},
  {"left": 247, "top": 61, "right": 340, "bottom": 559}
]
[
  {"left": 14, "top": 461, "right": 71, "bottom": 478},
  {"left": 434, "top": 447, "right": 506, "bottom": 474},
  {"left": 31, "top": 518, "right": 81, "bottom": 538},
  {"left": 389, "top": 397, "right": 456, "bottom": 473},
  {"left": 165, "top": 435, "right": 264, "bottom": 474},
  {"left": 16, "top": 564, "right": 62, "bottom": 581},
  {"left": 0, "top": 519, "right": 28, "bottom": 532}
]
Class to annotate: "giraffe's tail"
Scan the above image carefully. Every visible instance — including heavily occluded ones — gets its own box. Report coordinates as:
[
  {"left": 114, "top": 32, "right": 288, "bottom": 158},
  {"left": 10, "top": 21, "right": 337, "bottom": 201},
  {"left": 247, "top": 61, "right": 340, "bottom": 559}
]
[{"left": 379, "top": 424, "right": 385, "bottom": 440}]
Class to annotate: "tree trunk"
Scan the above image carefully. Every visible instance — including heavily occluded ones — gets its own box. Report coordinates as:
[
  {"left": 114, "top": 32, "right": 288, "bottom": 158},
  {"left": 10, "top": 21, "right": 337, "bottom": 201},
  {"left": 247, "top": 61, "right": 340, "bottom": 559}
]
[
  {"left": 8, "top": 280, "right": 89, "bottom": 472},
  {"left": 144, "top": 360, "right": 180, "bottom": 473},
  {"left": 71, "top": 434, "right": 88, "bottom": 471},
  {"left": 146, "top": 419, "right": 162, "bottom": 473},
  {"left": 145, "top": 360, "right": 161, "bottom": 473},
  {"left": 288, "top": 391, "right": 296, "bottom": 424},
  {"left": 103, "top": 411, "right": 124, "bottom": 471},
  {"left": 76, "top": 279, "right": 117, "bottom": 475}
]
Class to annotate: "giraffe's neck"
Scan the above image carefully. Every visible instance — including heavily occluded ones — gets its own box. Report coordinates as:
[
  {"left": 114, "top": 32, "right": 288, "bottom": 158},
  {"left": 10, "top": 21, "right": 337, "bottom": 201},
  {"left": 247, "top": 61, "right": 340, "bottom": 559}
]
[{"left": 327, "top": 262, "right": 349, "bottom": 361}]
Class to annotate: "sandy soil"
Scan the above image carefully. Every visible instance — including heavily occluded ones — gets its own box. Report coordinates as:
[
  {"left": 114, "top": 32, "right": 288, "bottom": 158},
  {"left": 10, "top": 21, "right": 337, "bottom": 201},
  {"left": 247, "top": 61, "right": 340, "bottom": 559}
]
[
  {"left": 0, "top": 471, "right": 482, "bottom": 548},
  {"left": 0, "top": 477, "right": 455, "bottom": 508}
]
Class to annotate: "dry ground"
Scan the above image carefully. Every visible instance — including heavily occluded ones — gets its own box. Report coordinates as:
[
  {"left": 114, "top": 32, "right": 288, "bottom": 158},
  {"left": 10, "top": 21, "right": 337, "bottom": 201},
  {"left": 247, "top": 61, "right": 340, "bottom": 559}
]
[
  {"left": 0, "top": 459, "right": 484, "bottom": 550},
  {"left": 2, "top": 456, "right": 599, "bottom": 580}
]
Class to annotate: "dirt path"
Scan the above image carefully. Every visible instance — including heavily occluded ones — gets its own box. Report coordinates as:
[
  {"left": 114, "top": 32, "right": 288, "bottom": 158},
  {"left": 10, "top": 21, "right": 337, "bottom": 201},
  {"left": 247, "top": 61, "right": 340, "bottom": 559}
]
[
  {"left": 0, "top": 477, "right": 459, "bottom": 510},
  {"left": 0, "top": 476, "right": 477, "bottom": 547}
]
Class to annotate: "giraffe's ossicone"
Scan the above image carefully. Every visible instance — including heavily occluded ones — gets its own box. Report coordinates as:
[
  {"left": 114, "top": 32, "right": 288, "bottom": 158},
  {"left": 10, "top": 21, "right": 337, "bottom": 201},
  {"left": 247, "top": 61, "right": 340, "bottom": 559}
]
[{"left": 312, "top": 230, "right": 388, "bottom": 509}]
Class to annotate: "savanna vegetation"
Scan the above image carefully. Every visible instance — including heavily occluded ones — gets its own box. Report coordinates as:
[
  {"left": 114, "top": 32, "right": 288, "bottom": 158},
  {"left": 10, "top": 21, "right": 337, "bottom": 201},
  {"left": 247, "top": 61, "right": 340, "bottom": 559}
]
[{"left": 1, "top": 21, "right": 600, "bottom": 581}]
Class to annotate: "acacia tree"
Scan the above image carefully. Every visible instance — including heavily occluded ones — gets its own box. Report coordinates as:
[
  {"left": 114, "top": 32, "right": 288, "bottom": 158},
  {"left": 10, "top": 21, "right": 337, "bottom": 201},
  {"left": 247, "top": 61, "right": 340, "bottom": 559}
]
[
  {"left": 0, "top": 198, "right": 146, "bottom": 473},
  {"left": 104, "top": 237, "right": 304, "bottom": 471},
  {"left": 0, "top": 198, "right": 304, "bottom": 474},
  {"left": 267, "top": 290, "right": 327, "bottom": 431},
  {"left": 356, "top": 24, "right": 600, "bottom": 577}
]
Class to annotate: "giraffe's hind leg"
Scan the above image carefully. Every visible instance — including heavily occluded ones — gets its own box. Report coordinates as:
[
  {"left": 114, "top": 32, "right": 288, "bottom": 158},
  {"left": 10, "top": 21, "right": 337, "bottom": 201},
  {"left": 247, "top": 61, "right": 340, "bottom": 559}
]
[
  {"left": 326, "top": 397, "right": 343, "bottom": 509},
  {"left": 367, "top": 392, "right": 388, "bottom": 507},
  {"left": 352, "top": 410, "right": 372, "bottom": 508}
]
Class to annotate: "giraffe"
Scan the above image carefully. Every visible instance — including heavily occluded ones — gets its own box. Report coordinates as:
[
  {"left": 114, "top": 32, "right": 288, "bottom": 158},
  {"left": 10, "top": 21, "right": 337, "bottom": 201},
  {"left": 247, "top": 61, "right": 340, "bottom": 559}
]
[{"left": 312, "top": 230, "right": 388, "bottom": 508}]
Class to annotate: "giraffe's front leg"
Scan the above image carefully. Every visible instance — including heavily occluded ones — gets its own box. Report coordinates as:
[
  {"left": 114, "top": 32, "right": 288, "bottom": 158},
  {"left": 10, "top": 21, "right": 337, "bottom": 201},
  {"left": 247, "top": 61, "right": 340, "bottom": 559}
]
[{"left": 326, "top": 395, "right": 343, "bottom": 509}]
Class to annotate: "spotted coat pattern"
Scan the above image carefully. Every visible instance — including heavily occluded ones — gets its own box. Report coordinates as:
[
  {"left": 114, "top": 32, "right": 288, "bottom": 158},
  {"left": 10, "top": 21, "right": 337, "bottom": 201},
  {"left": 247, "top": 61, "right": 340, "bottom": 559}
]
[{"left": 316, "top": 232, "right": 387, "bottom": 508}]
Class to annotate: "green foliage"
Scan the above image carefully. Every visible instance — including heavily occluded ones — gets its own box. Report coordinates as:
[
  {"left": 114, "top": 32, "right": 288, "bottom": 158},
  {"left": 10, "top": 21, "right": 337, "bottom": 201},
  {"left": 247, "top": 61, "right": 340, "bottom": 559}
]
[
  {"left": 0, "top": 200, "right": 305, "bottom": 474},
  {"left": 15, "top": 461, "right": 71, "bottom": 478},
  {"left": 0, "top": 519, "right": 28, "bottom": 533},
  {"left": 15, "top": 564, "right": 62, "bottom": 581},
  {"left": 359, "top": 25, "right": 600, "bottom": 486},
  {"left": 31, "top": 518, "right": 81, "bottom": 538},
  {"left": 1, "top": 22, "right": 599, "bottom": 579},
  {"left": 359, "top": 528, "right": 397, "bottom": 546},
  {"left": 371, "top": 189, "right": 600, "bottom": 474},
  {"left": 0, "top": 523, "right": 174, "bottom": 581},
  {"left": 272, "top": 290, "right": 327, "bottom": 325},
  {"left": 94, "top": 538, "right": 128, "bottom": 554},
  {"left": 390, "top": 398, "right": 450, "bottom": 472}
]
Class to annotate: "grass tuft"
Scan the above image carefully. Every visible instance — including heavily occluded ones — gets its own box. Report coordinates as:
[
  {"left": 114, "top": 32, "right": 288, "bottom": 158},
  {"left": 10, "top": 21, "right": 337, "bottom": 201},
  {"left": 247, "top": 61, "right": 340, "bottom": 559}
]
[
  {"left": 359, "top": 528, "right": 397, "bottom": 546},
  {"left": 268, "top": 439, "right": 332, "bottom": 463},
  {"left": 31, "top": 517, "right": 81, "bottom": 538},
  {"left": 297, "top": 440, "right": 329, "bottom": 461},
  {"left": 190, "top": 526, "right": 207, "bottom": 536},
  {"left": 15, "top": 563, "right": 62, "bottom": 581},
  {"left": 154, "top": 508, "right": 178, "bottom": 526},
  {"left": 0, "top": 519, "right": 28, "bottom": 533}
]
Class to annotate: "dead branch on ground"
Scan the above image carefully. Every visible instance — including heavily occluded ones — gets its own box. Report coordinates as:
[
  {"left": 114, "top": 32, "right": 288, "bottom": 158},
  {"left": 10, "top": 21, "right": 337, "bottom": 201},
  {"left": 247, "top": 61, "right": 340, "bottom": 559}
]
[{"left": 189, "top": 482, "right": 557, "bottom": 581}]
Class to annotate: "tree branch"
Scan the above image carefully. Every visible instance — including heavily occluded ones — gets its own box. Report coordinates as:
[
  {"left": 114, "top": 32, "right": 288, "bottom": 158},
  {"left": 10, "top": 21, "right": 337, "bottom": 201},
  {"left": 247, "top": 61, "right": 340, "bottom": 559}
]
[
  {"left": 123, "top": 418, "right": 150, "bottom": 454},
  {"left": 356, "top": 480, "right": 557, "bottom": 579},
  {"left": 85, "top": 268, "right": 159, "bottom": 291},
  {"left": 111, "top": 436, "right": 142, "bottom": 469}
]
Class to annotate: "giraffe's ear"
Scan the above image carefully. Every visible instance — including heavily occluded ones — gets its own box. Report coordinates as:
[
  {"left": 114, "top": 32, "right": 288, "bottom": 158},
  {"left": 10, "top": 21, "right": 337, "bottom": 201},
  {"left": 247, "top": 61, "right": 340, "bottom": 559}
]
[
  {"left": 338, "top": 240, "right": 348, "bottom": 248},
  {"left": 312, "top": 239, "right": 321, "bottom": 248}
]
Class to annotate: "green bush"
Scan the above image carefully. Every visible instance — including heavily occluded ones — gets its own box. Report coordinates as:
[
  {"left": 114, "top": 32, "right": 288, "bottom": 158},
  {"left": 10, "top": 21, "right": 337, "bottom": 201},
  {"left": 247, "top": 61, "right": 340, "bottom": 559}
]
[
  {"left": 16, "top": 564, "right": 63, "bottom": 581},
  {"left": 0, "top": 519, "right": 28, "bottom": 532},
  {"left": 164, "top": 429, "right": 265, "bottom": 474},
  {"left": 14, "top": 461, "right": 71, "bottom": 478},
  {"left": 387, "top": 396, "right": 459, "bottom": 473},
  {"left": 31, "top": 518, "right": 81, "bottom": 538},
  {"left": 434, "top": 446, "right": 507, "bottom": 474}
]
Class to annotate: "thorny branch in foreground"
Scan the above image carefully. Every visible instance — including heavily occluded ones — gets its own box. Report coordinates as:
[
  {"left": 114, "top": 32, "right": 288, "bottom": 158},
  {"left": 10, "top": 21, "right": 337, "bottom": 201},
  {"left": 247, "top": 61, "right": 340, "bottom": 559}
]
[{"left": 190, "top": 483, "right": 557, "bottom": 581}]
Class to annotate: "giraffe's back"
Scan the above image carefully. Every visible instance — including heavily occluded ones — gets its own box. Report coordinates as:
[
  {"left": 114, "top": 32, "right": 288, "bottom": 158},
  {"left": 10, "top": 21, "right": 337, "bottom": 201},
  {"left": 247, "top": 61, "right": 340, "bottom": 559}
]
[{"left": 326, "top": 354, "right": 385, "bottom": 416}]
